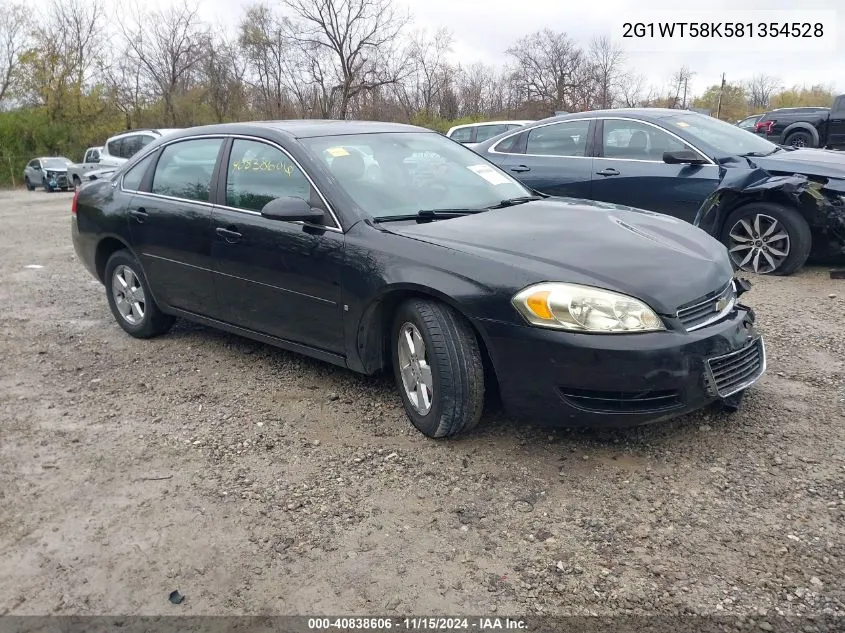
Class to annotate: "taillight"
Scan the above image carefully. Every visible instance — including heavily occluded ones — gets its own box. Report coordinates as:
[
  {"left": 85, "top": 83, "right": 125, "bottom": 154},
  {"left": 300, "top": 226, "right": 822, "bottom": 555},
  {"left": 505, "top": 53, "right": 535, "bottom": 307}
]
[
  {"left": 71, "top": 188, "right": 79, "bottom": 215},
  {"left": 755, "top": 120, "right": 775, "bottom": 134}
]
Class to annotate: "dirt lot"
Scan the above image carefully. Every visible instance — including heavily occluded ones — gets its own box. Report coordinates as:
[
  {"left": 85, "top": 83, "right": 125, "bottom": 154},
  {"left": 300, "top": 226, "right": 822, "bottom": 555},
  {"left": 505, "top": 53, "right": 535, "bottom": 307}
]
[{"left": 0, "top": 187, "right": 843, "bottom": 618}]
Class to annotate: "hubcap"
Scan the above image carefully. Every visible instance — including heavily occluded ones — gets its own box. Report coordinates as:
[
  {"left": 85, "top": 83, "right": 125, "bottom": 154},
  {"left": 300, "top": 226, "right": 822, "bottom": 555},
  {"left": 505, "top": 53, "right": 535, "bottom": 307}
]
[
  {"left": 727, "top": 213, "right": 790, "bottom": 274},
  {"left": 791, "top": 137, "right": 806, "bottom": 148},
  {"left": 397, "top": 322, "right": 433, "bottom": 415},
  {"left": 111, "top": 265, "right": 146, "bottom": 325}
]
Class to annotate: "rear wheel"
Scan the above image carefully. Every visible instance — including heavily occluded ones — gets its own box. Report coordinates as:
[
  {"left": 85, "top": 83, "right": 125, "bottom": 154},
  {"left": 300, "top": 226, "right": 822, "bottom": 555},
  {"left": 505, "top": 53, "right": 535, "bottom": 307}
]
[
  {"left": 391, "top": 298, "right": 485, "bottom": 438},
  {"left": 784, "top": 130, "right": 814, "bottom": 148},
  {"left": 721, "top": 202, "right": 812, "bottom": 276},
  {"left": 104, "top": 250, "right": 175, "bottom": 338}
]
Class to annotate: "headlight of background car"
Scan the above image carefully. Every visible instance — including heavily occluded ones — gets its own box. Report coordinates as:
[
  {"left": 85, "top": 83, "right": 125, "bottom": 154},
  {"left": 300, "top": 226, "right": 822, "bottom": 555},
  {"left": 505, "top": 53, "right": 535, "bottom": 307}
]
[{"left": 512, "top": 282, "right": 665, "bottom": 333}]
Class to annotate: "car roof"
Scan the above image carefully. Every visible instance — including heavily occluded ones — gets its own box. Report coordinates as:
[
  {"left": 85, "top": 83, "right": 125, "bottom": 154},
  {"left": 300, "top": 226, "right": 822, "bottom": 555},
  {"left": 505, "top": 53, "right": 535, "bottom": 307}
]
[
  {"left": 448, "top": 120, "right": 533, "bottom": 132},
  {"left": 153, "top": 120, "right": 428, "bottom": 141},
  {"left": 546, "top": 108, "right": 696, "bottom": 122}
]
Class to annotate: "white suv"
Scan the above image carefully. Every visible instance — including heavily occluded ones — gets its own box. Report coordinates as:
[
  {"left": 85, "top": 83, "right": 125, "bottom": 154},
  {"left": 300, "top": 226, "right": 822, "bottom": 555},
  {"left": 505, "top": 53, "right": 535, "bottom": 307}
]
[{"left": 98, "top": 128, "right": 181, "bottom": 168}]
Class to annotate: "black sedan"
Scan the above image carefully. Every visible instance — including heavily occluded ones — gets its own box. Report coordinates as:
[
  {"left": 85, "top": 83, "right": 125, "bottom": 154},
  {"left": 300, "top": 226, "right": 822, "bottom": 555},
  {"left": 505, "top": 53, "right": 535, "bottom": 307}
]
[
  {"left": 473, "top": 109, "right": 845, "bottom": 276},
  {"left": 71, "top": 121, "right": 766, "bottom": 438}
]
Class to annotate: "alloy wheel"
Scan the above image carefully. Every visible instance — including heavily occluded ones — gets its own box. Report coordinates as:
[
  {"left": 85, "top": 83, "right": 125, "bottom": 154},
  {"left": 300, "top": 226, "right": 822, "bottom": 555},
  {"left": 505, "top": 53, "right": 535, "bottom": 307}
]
[
  {"left": 397, "top": 322, "right": 433, "bottom": 415},
  {"left": 727, "top": 213, "right": 790, "bottom": 274},
  {"left": 111, "top": 264, "right": 146, "bottom": 325},
  {"left": 790, "top": 136, "right": 807, "bottom": 148}
]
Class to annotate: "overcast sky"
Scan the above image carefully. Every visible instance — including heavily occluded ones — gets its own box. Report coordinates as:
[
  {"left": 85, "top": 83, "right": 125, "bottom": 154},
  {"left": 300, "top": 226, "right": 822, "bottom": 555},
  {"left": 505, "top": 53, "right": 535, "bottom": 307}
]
[{"left": 162, "top": 0, "right": 843, "bottom": 97}]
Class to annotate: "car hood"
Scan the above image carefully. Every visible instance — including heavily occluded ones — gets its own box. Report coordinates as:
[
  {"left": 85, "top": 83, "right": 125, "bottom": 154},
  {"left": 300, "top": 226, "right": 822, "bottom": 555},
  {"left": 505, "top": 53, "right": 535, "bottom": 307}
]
[
  {"left": 389, "top": 198, "right": 734, "bottom": 315},
  {"left": 749, "top": 148, "right": 845, "bottom": 180},
  {"left": 43, "top": 167, "right": 69, "bottom": 172}
]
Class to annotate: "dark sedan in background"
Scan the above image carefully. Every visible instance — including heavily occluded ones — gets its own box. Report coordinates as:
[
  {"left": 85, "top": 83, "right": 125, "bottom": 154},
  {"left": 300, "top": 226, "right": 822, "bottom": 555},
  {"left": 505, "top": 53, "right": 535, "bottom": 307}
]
[
  {"left": 72, "top": 121, "right": 765, "bottom": 439},
  {"left": 474, "top": 109, "right": 845, "bottom": 275}
]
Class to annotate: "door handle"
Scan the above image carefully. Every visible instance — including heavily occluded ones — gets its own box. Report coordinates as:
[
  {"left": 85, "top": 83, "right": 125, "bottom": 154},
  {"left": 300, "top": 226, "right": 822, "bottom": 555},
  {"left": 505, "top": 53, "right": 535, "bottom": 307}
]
[
  {"left": 510, "top": 165, "right": 531, "bottom": 173},
  {"left": 595, "top": 168, "right": 620, "bottom": 176},
  {"left": 128, "top": 208, "right": 148, "bottom": 223},
  {"left": 216, "top": 226, "right": 242, "bottom": 243}
]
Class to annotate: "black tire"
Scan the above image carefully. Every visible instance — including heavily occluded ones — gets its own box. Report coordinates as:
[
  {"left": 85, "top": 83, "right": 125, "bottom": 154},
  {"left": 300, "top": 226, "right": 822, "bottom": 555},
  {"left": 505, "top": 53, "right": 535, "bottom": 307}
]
[
  {"left": 72, "top": 175, "right": 81, "bottom": 188},
  {"left": 42, "top": 177, "right": 53, "bottom": 192},
  {"left": 784, "top": 130, "right": 814, "bottom": 148},
  {"left": 391, "top": 298, "right": 484, "bottom": 438},
  {"left": 720, "top": 202, "right": 812, "bottom": 276},
  {"left": 25, "top": 177, "right": 35, "bottom": 191},
  {"left": 104, "top": 249, "right": 175, "bottom": 338}
]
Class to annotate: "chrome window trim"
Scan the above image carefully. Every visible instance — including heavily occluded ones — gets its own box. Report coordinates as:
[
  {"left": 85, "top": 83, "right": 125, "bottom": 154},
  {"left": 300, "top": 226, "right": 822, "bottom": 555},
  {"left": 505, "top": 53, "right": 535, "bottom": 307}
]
[
  {"left": 120, "top": 133, "right": 343, "bottom": 233},
  {"left": 489, "top": 116, "right": 716, "bottom": 165}
]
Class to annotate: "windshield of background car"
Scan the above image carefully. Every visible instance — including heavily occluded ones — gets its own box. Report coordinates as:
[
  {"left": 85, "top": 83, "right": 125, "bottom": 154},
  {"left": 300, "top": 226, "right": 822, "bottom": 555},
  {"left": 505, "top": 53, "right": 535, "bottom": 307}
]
[
  {"left": 664, "top": 114, "right": 778, "bottom": 156},
  {"left": 42, "top": 158, "right": 71, "bottom": 168},
  {"left": 300, "top": 132, "right": 531, "bottom": 218}
]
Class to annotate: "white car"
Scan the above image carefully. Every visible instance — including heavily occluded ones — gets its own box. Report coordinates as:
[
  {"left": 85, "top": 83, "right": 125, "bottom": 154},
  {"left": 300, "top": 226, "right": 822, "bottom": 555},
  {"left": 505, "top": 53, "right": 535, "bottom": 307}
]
[
  {"left": 98, "top": 128, "right": 181, "bottom": 168},
  {"left": 446, "top": 120, "right": 534, "bottom": 147}
]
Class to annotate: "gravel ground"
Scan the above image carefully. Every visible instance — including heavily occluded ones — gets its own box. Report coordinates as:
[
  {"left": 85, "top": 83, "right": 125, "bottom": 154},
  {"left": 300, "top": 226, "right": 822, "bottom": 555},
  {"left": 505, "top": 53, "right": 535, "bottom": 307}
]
[{"left": 0, "top": 188, "right": 843, "bottom": 619}]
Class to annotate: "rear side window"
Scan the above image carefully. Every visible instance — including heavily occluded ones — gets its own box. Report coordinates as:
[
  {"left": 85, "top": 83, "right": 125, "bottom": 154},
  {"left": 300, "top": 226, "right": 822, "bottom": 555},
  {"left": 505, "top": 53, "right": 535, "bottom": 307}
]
[
  {"left": 120, "top": 135, "right": 143, "bottom": 159},
  {"left": 225, "top": 139, "right": 313, "bottom": 211},
  {"left": 151, "top": 138, "right": 223, "bottom": 202},
  {"left": 107, "top": 138, "right": 122, "bottom": 157},
  {"left": 449, "top": 127, "right": 473, "bottom": 143},
  {"left": 474, "top": 124, "right": 508, "bottom": 142},
  {"left": 526, "top": 120, "right": 591, "bottom": 156},
  {"left": 122, "top": 153, "right": 155, "bottom": 191}
]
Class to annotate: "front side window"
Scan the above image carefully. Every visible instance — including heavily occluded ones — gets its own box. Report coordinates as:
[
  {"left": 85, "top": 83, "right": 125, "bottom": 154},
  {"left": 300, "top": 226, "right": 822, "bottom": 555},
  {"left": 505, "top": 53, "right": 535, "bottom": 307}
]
[
  {"left": 525, "top": 120, "right": 591, "bottom": 156},
  {"left": 300, "top": 131, "right": 530, "bottom": 219},
  {"left": 28, "top": 160, "right": 40, "bottom": 169},
  {"left": 602, "top": 120, "right": 688, "bottom": 160},
  {"left": 225, "top": 139, "right": 315, "bottom": 212},
  {"left": 449, "top": 127, "right": 473, "bottom": 143},
  {"left": 123, "top": 153, "right": 155, "bottom": 191},
  {"left": 151, "top": 138, "right": 223, "bottom": 202}
]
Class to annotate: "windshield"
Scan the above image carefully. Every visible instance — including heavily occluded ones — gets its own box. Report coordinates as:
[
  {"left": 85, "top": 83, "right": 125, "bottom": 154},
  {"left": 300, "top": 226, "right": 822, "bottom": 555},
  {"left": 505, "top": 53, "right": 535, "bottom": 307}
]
[
  {"left": 42, "top": 158, "right": 71, "bottom": 168},
  {"left": 663, "top": 113, "right": 779, "bottom": 156},
  {"left": 300, "top": 132, "right": 531, "bottom": 218}
]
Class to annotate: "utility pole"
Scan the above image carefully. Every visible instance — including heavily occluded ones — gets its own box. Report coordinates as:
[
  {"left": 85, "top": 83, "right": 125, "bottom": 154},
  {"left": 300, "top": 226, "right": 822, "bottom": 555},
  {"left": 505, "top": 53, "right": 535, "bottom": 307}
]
[
  {"left": 682, "top": 76, "right": 689, "bottom": 109},
  {"left": 716, "top": 72, "right": 726, "bottom": 119}
]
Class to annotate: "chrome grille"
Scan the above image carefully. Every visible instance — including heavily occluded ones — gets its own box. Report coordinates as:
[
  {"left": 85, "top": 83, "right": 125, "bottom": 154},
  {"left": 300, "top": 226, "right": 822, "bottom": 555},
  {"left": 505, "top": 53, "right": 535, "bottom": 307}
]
[
  {"left": 677, "top": 281, "right": 736, "bottom": 331},
  {"left": 705, "top": 338, "right": 766, "bottom": 398}
]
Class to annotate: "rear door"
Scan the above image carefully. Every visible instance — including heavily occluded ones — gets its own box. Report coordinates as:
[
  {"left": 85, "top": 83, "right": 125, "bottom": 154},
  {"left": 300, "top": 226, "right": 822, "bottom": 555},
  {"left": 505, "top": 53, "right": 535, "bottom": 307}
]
[
  {"left": 125, "top": 136, "right": 226, "bottom": 317},
  {"left": 589, "top": 118, "right": 720, "bottom": 223},
  {"left": 209, "top": 137, "right": 345, "bottom": 353},
  {"left": 828, "top": 96, "right": 845, "bottom": 147},
  {"left": 486, "top": 119, "right": 594, "bottom": 198}
]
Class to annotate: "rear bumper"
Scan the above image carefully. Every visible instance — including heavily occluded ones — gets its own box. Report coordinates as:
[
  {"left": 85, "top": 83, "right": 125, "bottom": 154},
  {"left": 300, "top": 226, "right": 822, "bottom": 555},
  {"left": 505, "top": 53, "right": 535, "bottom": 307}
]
[{"left": 478, "top": 307, "right": 765, "bottom": 429}]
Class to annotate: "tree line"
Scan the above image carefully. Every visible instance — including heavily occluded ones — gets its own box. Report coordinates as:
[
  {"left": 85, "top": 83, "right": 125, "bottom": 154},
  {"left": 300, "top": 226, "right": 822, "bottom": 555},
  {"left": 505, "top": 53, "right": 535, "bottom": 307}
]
[{"left": 0, "top": 0, "right": 839, "bottom": 185}]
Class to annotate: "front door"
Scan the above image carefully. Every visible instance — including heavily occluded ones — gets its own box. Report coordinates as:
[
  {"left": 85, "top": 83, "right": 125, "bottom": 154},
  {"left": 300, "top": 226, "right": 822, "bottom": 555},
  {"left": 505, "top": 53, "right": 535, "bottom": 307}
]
[
  {"left": 486, "top": 119, "right": 595, "bottom": 198},
  {"left": 210, "top": 138, "right": 345, "bottom": 354},
  {"left": 126, "top": 137, "right": 225, "bottom": 317},
  {"left": 590, "top": 119, "right": 720, "bottom": 223}
]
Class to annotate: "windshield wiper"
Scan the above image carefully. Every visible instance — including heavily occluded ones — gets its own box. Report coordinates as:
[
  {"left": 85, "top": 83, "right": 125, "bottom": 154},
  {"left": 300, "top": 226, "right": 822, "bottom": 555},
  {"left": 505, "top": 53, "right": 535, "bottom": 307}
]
[
  {"left": 741, "top": 147, "right": 782, "bottom": 157},
  {"left": 486, "top": 195, "right": 545, "bottom": 209},
  {"left": 372, "top": 208, "right": 487, "bottom": 223}
]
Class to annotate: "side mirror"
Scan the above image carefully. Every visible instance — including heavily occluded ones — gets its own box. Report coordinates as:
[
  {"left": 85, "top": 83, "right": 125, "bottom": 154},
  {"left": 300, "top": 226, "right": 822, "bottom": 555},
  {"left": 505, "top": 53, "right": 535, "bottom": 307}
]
[
  {"left": 260, "top": 196, "right": 325, "bottom": 224},
  {"left": 663, "top": 149, "right": 707, "bottom": 165}
]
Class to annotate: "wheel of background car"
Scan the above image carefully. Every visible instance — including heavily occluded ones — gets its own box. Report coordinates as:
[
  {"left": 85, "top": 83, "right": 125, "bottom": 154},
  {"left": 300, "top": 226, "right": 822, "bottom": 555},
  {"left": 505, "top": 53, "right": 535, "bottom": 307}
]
[
  {"left": 391, "top": 298, "right": 485, "bottom": 438},
  {"left": 104, "top": 250, "right": 175, "bottom": 338},
  {"left": 72, "top": 175, "right": 81, "bottom": 188},
  {"left": 25, "top": 177, "right": 34, "bottom": 191},
  {"left": 785, "top": 130, "right": 814, "bottom": 148},
  {"left": 720, "top": 202, "right": 812, "bottom": 276},
  {"left": 42, "top": 177, "right": 53, "bottom": 192}
]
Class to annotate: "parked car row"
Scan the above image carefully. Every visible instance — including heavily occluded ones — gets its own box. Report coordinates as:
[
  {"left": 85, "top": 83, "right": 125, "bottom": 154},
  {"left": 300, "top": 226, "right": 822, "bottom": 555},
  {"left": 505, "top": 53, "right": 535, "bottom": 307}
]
[
  {"left": 472, "top": 108, "right": 845, "bottom": 276},
  {"left": 25, "top": 128, "right": 181, "bottom": 192}
]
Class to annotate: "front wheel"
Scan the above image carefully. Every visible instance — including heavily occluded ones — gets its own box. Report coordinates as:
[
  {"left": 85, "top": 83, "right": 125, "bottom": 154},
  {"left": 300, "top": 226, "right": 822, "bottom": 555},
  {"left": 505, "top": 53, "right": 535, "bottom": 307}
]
[
  {"left": 72, "top": 175, "right": 81, "bottom": 188},
  {"left": 104, "top": 250, "right": 175, "bottom": 338},
  {"left": 25, "top": 177, "right": 35, "bottom": 191},
  {"left": 391, "top": 299, "right": 485, "bottom": 438},
  {"left": 42, "top": 178, "right": 54, "bottom": 193},
  {"left": 721, "top": 202, "right": 812, "bottom": 275}
]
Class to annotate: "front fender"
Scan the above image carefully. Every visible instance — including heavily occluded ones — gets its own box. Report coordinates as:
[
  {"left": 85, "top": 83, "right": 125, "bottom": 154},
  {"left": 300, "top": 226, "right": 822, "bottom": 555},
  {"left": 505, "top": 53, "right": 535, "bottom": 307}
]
[{"left": 781, "top": 122, "right": 820, "bottom": 146}]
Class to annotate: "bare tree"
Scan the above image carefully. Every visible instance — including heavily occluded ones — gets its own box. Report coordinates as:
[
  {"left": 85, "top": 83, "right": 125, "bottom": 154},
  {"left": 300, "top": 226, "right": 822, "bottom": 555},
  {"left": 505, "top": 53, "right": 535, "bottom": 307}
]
[
  {"left": 204, "top": 29, "right": 249, "bottom": 122},
  {"left": 667, "top": 65, "right": 695, "bottom": 109},
  {"left": 618, "top": 72, "right": 646, "bottom": 107},
  {"left": 506, "top": 29, "right": 584, "bottom": 112},
  {"left": 121, "top": 1, "right": 209, "bottom": 125},
  {"left": 101, "top": 45, "right": 148, "bottom": 128},
  {"left": 587, "top": 35, "right": 624, "bottom": 109},
  {"left": 395, "top": 27, "right": 453, "bottom": 119},
  {"left": 281, "top": 0, "right": 411, "bottom": 118},
  {"left": 745, "top": 73, "right": 781, "bottom": 111},
  {"left": 0, "top": 3, "right": 30, "bottom": 103}
]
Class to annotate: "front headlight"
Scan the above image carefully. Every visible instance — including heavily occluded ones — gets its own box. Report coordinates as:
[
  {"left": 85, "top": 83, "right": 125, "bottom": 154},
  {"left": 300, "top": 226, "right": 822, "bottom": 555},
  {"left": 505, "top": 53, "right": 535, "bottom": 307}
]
[{"left": 512, "top": 282, "right": 665, "bottom": 333}]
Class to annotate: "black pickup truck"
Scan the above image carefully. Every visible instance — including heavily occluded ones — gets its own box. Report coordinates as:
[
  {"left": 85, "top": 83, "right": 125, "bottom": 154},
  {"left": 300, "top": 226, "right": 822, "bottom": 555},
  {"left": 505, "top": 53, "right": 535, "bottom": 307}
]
[{"left": 754, "top": 94, "right": 845, "bottom": 149}]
